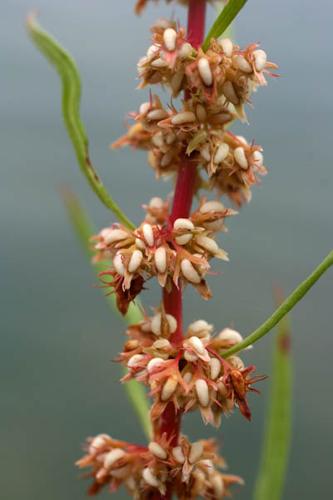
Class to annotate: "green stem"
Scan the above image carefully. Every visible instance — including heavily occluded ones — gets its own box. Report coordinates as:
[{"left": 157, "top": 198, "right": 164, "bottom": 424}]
[{"left": 224, "top": 250, "right": 333, "bottom": 357}]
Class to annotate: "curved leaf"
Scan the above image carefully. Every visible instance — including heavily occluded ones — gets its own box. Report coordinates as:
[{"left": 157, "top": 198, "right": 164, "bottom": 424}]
[{"left": 27, "top": 14, "right": 135, "bottom": 230}]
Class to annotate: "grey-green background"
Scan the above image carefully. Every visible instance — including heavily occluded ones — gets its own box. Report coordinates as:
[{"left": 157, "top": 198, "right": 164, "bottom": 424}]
[{"left": 1, "top": 0, "right": 332, "bottom": 498}]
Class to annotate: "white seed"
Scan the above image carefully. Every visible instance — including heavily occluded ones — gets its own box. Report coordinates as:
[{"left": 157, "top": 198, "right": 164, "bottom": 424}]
[
  {"left": 229, "top": 355, "right": 245, "bottom": 370},
  {"left": 171, "top": 70, "right": 184, "bottom": 95},
  {"left": 163, "top": 27, "right": 177, "bottom": 51},
  {"left": 149, "top": 197, "right": 164, "bottom": 209},
  {"left": 153, "top": 338, "right": 171, "bottom": 350},
  {"left": 195, "top": 379, "right": 210, "bottom": 407},
  {"left": 147, "top": 44, "right": 159, "bottom": 58},
  {"left": 180, "top": 259, "right": 201, "bottom": 284},
  {"left": 187, "top": 336, "right": 206, "bottom": 355},
  {"left": 127, "top": 354, "right": 145, "bottom": 368},
  {"left": 211, "top": 474, "right": 225, "bottom": 497},
  {"left": 218, "top": 327, "right": 243, "bottom": 345},
  {"left": 89, "top": 434, "right": 109, "bottom": 452},
  {"left": 171, "top": 111, "right": 196, "bottom": 125},
  {"left": 252, "top": 150, "right": 264, "bottom": 167},
  {"left": 100, "top": 228, "right": 128, "bottom": 245},
  {"left": 214, "top": 143, "right": 230, "bottom": 164},
  {"left": 210, "top": 357, "right": 222, "bottom": 380},
  {"left": 104, "top": 448, "right": 126, "bottom": 468},
  {"left": 128, "top": 249, "right": 143, "bottom": 273},
  {"left": 198, "top": 57, "right": 213, "bottom": 86},
  {"left": 188, "top": 319, "right": 213, "bottom": 338},
  {"left": 196, "top": 104, "right": 207, "bottom": 122},
  {"left": 217, "top": 381, "right": 228, "bottom": 398},
  {"left": 172, "top": 446, "right": 185, "bottom": 464},
  {"left": 154, "top": 246, "right": 167, "bottom": 273},
  {"left": 113, "top": 253, "right": 125, "bottom": 276},
  {"left": 160, "top": 152, "right": 173, "bottom": 167},
  {"left": 195, "top": 235, "right": 219, "bottom": 255},
  {"left": 151, "top": 57, "right": 168, "bottom": 68},
  {"left": 142, "top": 467, "right": 160, "bottom": 488},
  {"left": 200, "top": 200, "right": 225, "bottom": 214},
  {"left": 234, "top": 147, "right": 249, "bottom": 169},
  {"left": 189, "top": 441, "right": 204, "bottom": 464},
  {"left": 222, "top": 81, "right": 239, "bottom": 105},
  {"left": 200, "top": 144, "right": 211, "bottom": 162},
  {"left": 135, "top": 237, "right": 146, "bottom": 250},
  {"left": 219, "top": 38, "right": 233, "bottom": 57},
  {"left": 182, "top": 371, "right": 193, "bottom": 384},
  {"left": 110, "top": 465, "right": 130, "bottom": 479},
  {"left": 253, "top": 49, "right": 267, "bottom": 71},
  {"left": 152, "top": 132, "right": 165, "bottom": 149},
  {"left": 139, "top": 102, "right": 150, "bottom": 115},
  {"left": 147, "top": 109, "right": 168, "bottom": 121},
  {"left": 165, "top": 132, "right": 176, "bottom": 145},
  {"left": 149, "top": 441, "right": 167, "bottom": 459},
  {"left": 236, "top": 135, "right": 248, "bottom": 145},
  {"left": 184, "top": 351, "right": 198, "bottom": 362},
  {"left": 161, "top": 377, "right": 178, "bottom": 401},
  {"left": 179, "top": 42, "right": 193, "bottom": 59},
  {"left": 174, "top": 218, "right": 194, "bottom": 245},
  {"left": 151, "top": 313, "right": 177, "bottom": 336},
  {"left": 233, "top": 55, "right": 252, "bottom": 73},
  {"left": 147, "top": 357, "right": 165, "bottom": 373},
  {"left": 142, "top": 223, "right": 154, "bottom": 247}
]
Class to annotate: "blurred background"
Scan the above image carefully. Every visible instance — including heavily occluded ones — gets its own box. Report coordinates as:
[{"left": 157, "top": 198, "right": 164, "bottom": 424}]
[{"left": 1, "top": 0, "right": 332, "bottom": 498}]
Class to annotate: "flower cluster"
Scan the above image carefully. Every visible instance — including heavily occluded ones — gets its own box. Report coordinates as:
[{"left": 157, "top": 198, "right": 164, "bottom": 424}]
[
  {"left": 94, "top": 197, "right": 235, "bottom": 313},
  {"left": 77, "top": 433, "right": 243, "bottom": 498},
  {"left": 113, "top": 21, "right": 276, "bottom": 204},
  {"left": 119, "top": 313, "right": 264, "bottom": 426}
]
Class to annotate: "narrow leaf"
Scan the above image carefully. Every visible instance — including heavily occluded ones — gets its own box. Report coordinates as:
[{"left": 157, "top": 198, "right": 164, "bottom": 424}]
[
  {"left": 61, "top": 188, "right": 151, "bottom": 438},
  {"left": 27, "top": 14, "right": 135, "bottom": 230},
  {"left": 253, "top": 300, "right": 292, "bottom": 500},
  {"left": 202, "top": 0, "right": 247, "bottom": 51},
  {"left": 223, "top": 250, "right": 333, "bottom": 357}
]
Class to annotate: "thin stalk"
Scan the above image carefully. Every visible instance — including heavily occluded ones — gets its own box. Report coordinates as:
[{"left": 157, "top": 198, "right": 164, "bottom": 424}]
[
  {"left": 157, "top": 2, "right": 207, "bottom": 498},
  {"left": 223, "top": 250, "right": 333, "bottom": 357}
]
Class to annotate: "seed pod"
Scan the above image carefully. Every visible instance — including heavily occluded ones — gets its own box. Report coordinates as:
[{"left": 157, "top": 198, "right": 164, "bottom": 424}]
[
  {"left": 171, "top": 70, "right": 185, "bottom": 95},
  {"left": 139, "top": 102, "right": 150, "bottom": 115},
  {"left": 210, "top": 357, "right": 222, "bottom": 380},
  {"left": 179, "top": 42, "right": 193, "bottom": 59},
  {"left": 101, "top": 228, "right": 129, "bottom": 245},
  {"left": 154, "top": 246, "right": 167, "bottom": 273},
  {"left": 163, "top": 28, "right": 177, "bottom": 51},
  {"left": 200, "top": 200, "right": 225, "bottom": 214},
  {"left": 151, "top": 313, "right": 177, "bottom": 336},
  {"left": 173, "top": 218, "right": 194, "bottom": 245},
  {"left": 198, "top": 57, "right": 213, "bottom": 86},
  {"left": 218, "top": 327, "right": 243, "bottom": 345},
  {"left": 142, "top": 467, "right": 160, "bottom": 488},
  {"left": 142, "top": 223, "right": 154, "bottom": 247},
  {"left": 252, "top": 150, "right": 264, "bottom": 166},
  {"left": 147, "top": 357, "right": 166, "bottom": 373},
  {"left": 217, "top": 381, "right": 228, "bottom": 398},
  {"left": 189, "top": 441, "right": 204, "bottom": 464},
  {"left": 182, "top": 371, "right": 193, "bottom": 384},
  {"left": 148, "top": 441, "right": 168, "bottom": 459},
  {"left": 172, "top": 446, "right": 185, "bottom": 464},
  {"left": 180, "top": 259, "right": 201, "bottom": 284},
  {"left": 147, "top": 109, "right": 168, "bottom": 121},
  {"left": 211, "top": 474, "right": 225, "bottom": 496},
  {"left": 195, "top": 235, "right": 219, "bottom": 255},
  {"left": 187, "top": 319, "right": 213, "bottom": 338},
  {"left": 233, "top": 55, "right": 252, "bottom": 73},
  {"left": 128, "top": 249, "right": 143, "bottom": 273},
  {"left": 110, "top": 464, "right": 131, "bottom": 479},
  {"left": 151, "top": 58, "right": 168, "bottom": 68},
  {"left": 229, "top": 355, "right": 245, "bottom": 370},
  {"left": 219, "top": 38, "right": 233, "bottom": 57},
  {"left": 104, "top": 449, "right": 126, "bottom": 468},
  {"left": 146, "top": 44, "right": 159, "bottom": 58},
  {"left": 161, "top": 377, "right": 178, "bottom": 401},
  {"left": 253, "top": 49, "right": 267, "bottom": 71},
  {"left": 214, "top": 143, "right": 229, "bottom": 164},
  {"left": 171, "top": 111, "right": 196, "bottom": 125},
  {"left": 234, "top": 147, "right": 249, "bottom": 169},
  {"left": 153, "top": 338, "right": 171, "bottom": 350},
  {"left": 127, "top": 353, "right": 145, "bottom": 368},
  {"left": 113, "top": 253, "right": 125, "bottom": 276},
  {"left": 222, "top": 81, "right": 239, "bottom": 105},
  {"left": 149, "top": 197, "right": 164, "bottom": 209},
  {"left": 196, "top": 104, "right": 207, "bottom": 122},
  {"left": 195, "top": 379, "right": 210, "bottom": 407},
  {"left": 152, "top": 132, "right": 165, "bottom": 149},
  {"left": 89, "top": 434, "right": 110, "bottom": 452},
  {"left": 200, "top": 144, "right": 211, "bottom": 162}
]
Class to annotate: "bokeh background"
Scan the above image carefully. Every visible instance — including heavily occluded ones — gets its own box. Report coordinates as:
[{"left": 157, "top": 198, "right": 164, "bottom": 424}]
[{"left": 1, "top": 0, "right": 332, "bottom": 498}]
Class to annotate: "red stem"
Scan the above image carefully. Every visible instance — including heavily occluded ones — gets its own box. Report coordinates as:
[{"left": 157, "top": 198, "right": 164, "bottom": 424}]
[{"left": 155, "top": 2, "right": 207, "bottom": 498}]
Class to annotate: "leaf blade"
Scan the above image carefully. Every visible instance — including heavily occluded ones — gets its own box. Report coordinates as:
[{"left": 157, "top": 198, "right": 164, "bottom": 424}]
[
  {"left": 27, "top": 14, "right": 134, "bottom": 230},
  {"left": 202, "top": 0, "right": 248, "bottom": 51},
  {"left": 253, "top": 309, "right": 292, "bottom": 500}
]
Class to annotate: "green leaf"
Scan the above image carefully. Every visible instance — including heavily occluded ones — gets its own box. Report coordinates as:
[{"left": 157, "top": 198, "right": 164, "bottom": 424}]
[
  {"left": 253, "top": 302, "right": 292, "bottom": 500},
  {"left": 27, "top": 14, "right": 135, "bottom": 230},
  {"left": 223, "top": 250, "right": 333, "bottom": 357},
  {"left": 61, "top": 188, "right": 151, "bottom": 439},
  {"left": 202, "top": 0, "right": 247, "bottom": 51}
]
